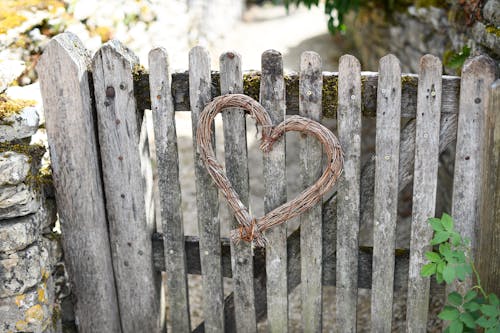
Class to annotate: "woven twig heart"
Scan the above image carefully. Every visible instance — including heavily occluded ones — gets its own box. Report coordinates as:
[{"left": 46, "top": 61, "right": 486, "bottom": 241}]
[{"left": 197, "top": 94, "right": 343, "bottom": 247}]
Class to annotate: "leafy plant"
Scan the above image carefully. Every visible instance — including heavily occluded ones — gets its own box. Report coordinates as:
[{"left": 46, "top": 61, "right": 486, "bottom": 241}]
[
  {"left": 421, "top": 214, "right": 500, "bottom": 333},
  {"left": 444, "top": 45, "right": 471, "bottom": 74}
]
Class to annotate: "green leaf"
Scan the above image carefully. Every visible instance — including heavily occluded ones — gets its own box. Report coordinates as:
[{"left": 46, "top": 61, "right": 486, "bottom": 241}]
[
  {"left": 485, "top": 327, "right": 500, "bottom": 333},
  {"left": 448, "top": 292, "right": 463, "bottom": 306},
  {"left": 456, "top": 265, "right": 467, "bottom": 281},
  {"left": 421, "top": 263, "right": 437, "bottom": 277},
  {"left": 442, "top": 214, "right": 454, "bottom": 231},
  {"left": 464, "top": 290, "right": 478, "bottom": 303},
  {"left": 437, "top": 261, "right": 446, "bottom": 274},
  {"left": 460, "top": 312, "right": 476, "bottom": 329},
  {"left": 489, "top": 294, "right": 500, "bottom": 306},
  {"left": 449, "top": 319, "right": 464, "bottom": 333},
  {"left": 451, "top": 233, "right": 462, "bottom": 246},
  {"left": 436, "top": 272, "right": 444, "bottom": 284},
  {"left": 463, "top": 301, "right": 480, "bottom": 312},
  {"left": 443, "top": 265, "right": 456, "bottom": 284},
  {"left": 447, "top": 46, "right": 471, "bottom": 70},
  {"left": 439, "top": 306, "right": 460, "bottom": 320},
  {"left": 425, "top": 251, "right": 442, "bottom": 263},
  {"left": 481, "top": 304, "right": 500, "bottom": 317},
  {"left": 432, "top": 231, "right": 450, "bottom": 245},
  {"left": 476, "top": 316, "right": 497, "bottom": 328},
  {"left": 429, "top": 217, "right": 444, "bottom": 231},
  {"left": 440, "top": 243, "right": 452, "bottom": 257}
]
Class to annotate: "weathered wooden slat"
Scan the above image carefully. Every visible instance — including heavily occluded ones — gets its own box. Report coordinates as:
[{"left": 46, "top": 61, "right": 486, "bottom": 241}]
[
  {"left": 189, "top": 46, "right": 225, "bottom": 333},
  {"left": 152, "top": 233, "right": 446, "bottom": 296},
  {"left": 261, "top": 50, "right": 288, "bottom": 333},
  {"left": 298, "top": 51, "right": 323, "bottom": 333},
  {"left": 92, "top": 40, "right": 160, "bottom": 332},
  {"left": 37, "top": 32, "right": 121, "bottom": 333},
  {"left": 157, "top": 72, "right": 460, "bottom": 117},
  {"left": 336, "top": 54, "right": 362, "bottom": 333},
  {"left": 478, "top": 79, "right": 500, "bottom": 296},
  {"left": 149, "top": 47, "right": 191, "bottom": 332},
  {"left": 371, "top": 54, "right": 402, "bottom": 333},
  {"left": 406, "top": 55, "right": 443, "bottom": 333},
  {"left": 452, "top": 55, "right": 496, "bottom": 290},
  {"left": 220, "top": 51, "right": 256, "bottom": 333}
]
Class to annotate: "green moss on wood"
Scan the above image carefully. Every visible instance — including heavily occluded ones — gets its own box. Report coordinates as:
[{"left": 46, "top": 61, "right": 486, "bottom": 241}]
[
  {"left": 132, "top": 67, "right": 151, "bottom": 112},
  {"left": 401, "top": 75, "right": 418, "bottom": 88},
  {"left": 243, "top": 72, "right": 261, "bottom": 102},
  {"left": 322, "top": 75, "right": 338, "bottom": 118}
]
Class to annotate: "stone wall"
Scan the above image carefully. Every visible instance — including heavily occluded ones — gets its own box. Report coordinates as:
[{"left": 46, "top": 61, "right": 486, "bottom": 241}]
[
  {"left": 347, "top": 0, "right": 499, "bottom": 74},
  {"left": 0, "top": 100, "right": 63, "bottom": 332}
]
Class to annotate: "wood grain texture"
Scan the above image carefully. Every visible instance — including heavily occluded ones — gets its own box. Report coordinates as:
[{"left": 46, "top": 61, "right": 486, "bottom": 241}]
[
  {"left": 298, "top": 51, "right": 323, "bottom": 333},
  {"left": 406, "top": 55, "right": 443, "bottom": 333},
  {"left": 92, "top": 40, "right": 160, "bottom": 332},
  {"left": 149, "top": 47, "right": 191, "bottom": 332},
  {"left": 452, "top": 55, "right": 497, "bottom": 290},
  {"left": 37, "top": 32, "right": 121, "bottom": 333},
  {"left": 261, "top": 49, "right": 288, "bottom": 333},
  {"left": 220, "top": 51, "right": 256, "bottom": 333},
  {"left": 371, "top": 54, "right": 402, "bottom": 333},
  {"left": 152, "top": 232, "right": 446, "bottom": 296},
  {"left": 189, "top": 46, "right": 225, "bottom": 333},
  {"left": 336, "top": 54, "right": 362, "bottom": 333},
  {"left": 478, "top": 79, "right": 500, "bottom": 296},
  {"left": 162, "top": 72, "right": 460, "bottom": 117}
]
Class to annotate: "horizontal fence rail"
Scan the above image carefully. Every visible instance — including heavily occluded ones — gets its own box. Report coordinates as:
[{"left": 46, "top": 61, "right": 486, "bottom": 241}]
[
  {"left": 38, "top": 31, "right": 498, "bottom": 333},
  {"left": 134, "top": 71, "right": 461, "bottom": 117}
]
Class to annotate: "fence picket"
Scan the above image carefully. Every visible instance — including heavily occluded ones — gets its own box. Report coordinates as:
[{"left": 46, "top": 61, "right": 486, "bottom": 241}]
[
  {"left": 371, "top": 54, "right": 402, "bottom": 333},
  {"left": 219, "top": 51, "right": 257, "bottom": 332},
  {"left": 406, "top": 55, "right": 443, "bottom": 332},
  {"left": 37, "top": 32, "right": 121, "bottom": 333},
  {"left": 261, "top": 50, "right": 288, "bottom": 333},
  {"left": 92, "top": 40, "right": 160, "bottom": 332},
  {"left": 299, "top": 51, "right": 323, "bottom": 333},
  {"left": 149, "top": 47, "right": 191, "bottom": 332},
  {"left": 336, "top": 54, "right": 362, "bottom": 332},
  {"left": 478, "top": 79, "right": 500, "bottom": 296},
  {"left": 451, "top": 55, "right": 496, "bottom": 289},
  {"left": 189, "top": 46, "right": 225, "bottom": 333}
]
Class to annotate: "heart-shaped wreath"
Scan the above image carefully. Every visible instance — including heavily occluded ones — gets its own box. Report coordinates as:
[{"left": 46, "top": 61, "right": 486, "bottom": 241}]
[{"left": 197, "top": 94, "right": 343, "bottom": 247}]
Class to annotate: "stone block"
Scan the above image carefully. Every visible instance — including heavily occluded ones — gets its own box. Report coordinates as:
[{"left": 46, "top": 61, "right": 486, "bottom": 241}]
[
  {"left": 483, "top": 0, "right": 500, "bottom": 25},
  {"left": 0, "top": 183, "right": 40, "bottom": 220},
  {"left": 0, "top": 151, "right": 30, "bottom": 186},
  {"left": 472, "top": 22, "right": 500, "bottom": 56},
  {"left": 0, "top": 212, "right": 41, "bottom": 254},
  {"left": 0, "top": 270, "right": 57, "bottom": 333},
  {"left": 0, "top": 106, "right": 39, "bottom": 142},
  {"left": 0, "top": 244, "right": 41, "bottom": 298}
]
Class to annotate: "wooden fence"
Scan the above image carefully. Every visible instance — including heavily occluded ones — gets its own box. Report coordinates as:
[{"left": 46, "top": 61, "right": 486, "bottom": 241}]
[{"left": 37, "top": 31, "right": 499, "bottom": 332}]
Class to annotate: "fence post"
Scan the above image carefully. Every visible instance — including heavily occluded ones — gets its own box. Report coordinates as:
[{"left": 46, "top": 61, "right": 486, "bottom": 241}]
[
  {"left": 37, "top": 32, "right": 121, "bottom": 332},
  {"left": 451, "top": 55, "right": 496, "bottom": 293},
  {"left": 478, "top": 79, "right": 500, "bottom": 295}
]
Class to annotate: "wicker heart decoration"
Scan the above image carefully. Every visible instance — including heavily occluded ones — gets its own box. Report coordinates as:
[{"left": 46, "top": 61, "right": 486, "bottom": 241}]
[{"left": 197, "top": 94, "right": 343, "bottom": 247}]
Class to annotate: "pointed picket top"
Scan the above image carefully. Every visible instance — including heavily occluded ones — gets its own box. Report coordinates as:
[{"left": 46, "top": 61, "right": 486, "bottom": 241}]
[
  {"left": 38, "top": 32, "right": 91, "bottom": 78},
  {"left": 94, "top": 39, "right": 140, "bottom": 70}
]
